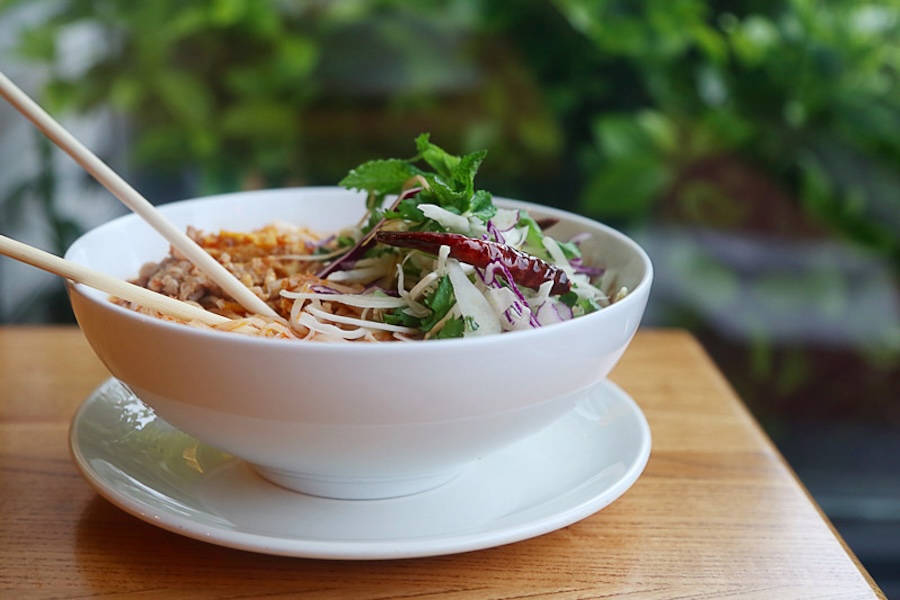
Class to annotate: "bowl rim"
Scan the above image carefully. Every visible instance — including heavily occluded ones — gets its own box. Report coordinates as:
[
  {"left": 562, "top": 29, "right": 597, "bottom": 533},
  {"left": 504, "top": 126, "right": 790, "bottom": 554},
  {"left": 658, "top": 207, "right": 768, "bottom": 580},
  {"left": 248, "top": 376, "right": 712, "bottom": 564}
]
[{"left": 66, "top": 187, "right": 653, "bottom": 353}]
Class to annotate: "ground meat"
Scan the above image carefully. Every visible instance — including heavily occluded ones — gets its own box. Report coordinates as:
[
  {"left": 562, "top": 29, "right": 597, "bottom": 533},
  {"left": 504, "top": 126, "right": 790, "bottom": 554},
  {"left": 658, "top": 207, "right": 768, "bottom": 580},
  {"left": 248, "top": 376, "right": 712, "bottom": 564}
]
[
  {"left": 136, "top": 258, "right": 222, "bottom": 304},
  {"left": 128, "top": 224, "right": 331, "bottom": 319}
]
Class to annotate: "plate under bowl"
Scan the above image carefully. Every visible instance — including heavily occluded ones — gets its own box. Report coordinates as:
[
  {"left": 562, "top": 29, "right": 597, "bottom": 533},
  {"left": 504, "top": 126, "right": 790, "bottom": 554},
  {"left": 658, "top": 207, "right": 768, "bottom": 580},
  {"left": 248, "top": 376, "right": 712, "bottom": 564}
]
[{"left": 69, "top": 378, "right": 651, "bottom": 559}]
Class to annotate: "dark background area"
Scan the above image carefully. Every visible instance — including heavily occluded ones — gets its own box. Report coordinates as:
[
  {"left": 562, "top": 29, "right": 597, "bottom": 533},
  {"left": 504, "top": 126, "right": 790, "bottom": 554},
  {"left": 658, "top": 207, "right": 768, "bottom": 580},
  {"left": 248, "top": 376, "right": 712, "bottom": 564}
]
[{"left": 1, "top": 1, "right": 897, "bottom": 594}]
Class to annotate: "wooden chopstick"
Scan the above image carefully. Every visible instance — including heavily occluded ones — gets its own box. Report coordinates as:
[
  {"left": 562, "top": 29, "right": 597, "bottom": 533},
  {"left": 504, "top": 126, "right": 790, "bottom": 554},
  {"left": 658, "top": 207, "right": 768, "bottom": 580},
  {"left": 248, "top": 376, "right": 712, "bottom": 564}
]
[
  {"left": 0, "top": 70, "right": 278, "bottom": 319},
  {"left": 0, "top": 234, "right": 230, "bottom": 327}
]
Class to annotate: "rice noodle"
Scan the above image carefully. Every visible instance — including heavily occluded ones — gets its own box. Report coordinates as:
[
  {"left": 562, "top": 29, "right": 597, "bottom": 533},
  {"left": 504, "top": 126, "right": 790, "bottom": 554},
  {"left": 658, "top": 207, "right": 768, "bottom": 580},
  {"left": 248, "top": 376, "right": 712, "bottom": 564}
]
[
  {"left": 280, "top": 291, "right": 407, "bottom": 309},
  {"left": 116, "top": 208, "right": 621, "bottom": 342}
]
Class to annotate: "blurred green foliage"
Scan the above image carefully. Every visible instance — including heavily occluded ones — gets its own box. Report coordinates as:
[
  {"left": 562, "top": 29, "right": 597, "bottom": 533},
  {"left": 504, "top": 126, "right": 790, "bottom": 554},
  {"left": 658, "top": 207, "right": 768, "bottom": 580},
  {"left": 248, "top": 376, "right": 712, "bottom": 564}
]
[
  {"left": 6, "top": 0, "right": 321, "bottom": 190},
  {"left": 538, "top": 0, "right": 900, "bottom": 415},
  {"left": 1, "top": 0, "right": 564, "bottom": 192},
  {"left": 5, "top": 0, "right": 897, "bottom": 257},
  {"left": 551, "top": 0, "right": 899, "bottom": 260}
]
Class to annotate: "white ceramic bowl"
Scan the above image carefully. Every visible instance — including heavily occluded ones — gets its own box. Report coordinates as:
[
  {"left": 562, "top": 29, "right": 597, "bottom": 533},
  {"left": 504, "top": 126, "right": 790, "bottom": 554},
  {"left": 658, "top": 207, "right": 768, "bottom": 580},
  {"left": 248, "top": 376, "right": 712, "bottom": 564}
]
[{"left": 65, "top": 187, "right": 652, "bottom": 499}]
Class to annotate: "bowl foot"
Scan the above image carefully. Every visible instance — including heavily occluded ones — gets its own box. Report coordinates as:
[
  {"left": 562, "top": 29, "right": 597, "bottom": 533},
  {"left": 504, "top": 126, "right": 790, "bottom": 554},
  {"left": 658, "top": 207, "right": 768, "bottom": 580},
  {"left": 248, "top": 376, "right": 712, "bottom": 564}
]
[{"left": 251, "top": 463, "right": 470, "bottom": 500}]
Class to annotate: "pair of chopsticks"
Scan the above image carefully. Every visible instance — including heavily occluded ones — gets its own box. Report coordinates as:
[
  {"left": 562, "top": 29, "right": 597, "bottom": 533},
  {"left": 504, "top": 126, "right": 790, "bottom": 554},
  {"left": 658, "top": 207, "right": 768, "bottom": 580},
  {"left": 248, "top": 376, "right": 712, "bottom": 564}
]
[
  {"left": 0, "top": 233, "right": 229, "bottom": 326},
  {"left": 0, "top": 71, "right": 277, "bottom": 324}
]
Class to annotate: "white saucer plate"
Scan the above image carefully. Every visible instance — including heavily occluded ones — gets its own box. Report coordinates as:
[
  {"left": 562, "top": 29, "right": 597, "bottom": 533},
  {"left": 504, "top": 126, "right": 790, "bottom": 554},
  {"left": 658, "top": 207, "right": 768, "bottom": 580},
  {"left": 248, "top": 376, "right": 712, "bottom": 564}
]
[{"left": 69, "top": 378, "right": 651, "bottom": 560}]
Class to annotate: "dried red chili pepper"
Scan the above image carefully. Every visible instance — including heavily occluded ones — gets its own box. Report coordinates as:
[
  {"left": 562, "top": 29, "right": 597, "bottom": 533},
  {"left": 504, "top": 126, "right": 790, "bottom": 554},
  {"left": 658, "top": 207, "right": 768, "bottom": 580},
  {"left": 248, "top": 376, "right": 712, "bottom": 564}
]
[{"left": 375, "top": 230, "right": 571, "bottom": 295}]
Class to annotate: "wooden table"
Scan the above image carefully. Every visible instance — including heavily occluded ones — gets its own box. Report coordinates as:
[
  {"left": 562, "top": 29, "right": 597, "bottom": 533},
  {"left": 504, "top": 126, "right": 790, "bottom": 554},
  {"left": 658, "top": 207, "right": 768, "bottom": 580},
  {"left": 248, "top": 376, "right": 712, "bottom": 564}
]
[{"left": 0, "top": 326, "right": 885, "bottom": 599}]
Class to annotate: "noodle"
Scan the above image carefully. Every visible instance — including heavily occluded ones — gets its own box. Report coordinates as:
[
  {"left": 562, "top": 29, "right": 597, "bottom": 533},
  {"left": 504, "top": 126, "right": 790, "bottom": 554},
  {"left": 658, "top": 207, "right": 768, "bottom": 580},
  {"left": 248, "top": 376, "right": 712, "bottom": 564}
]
[{"left": 115, "top": 214, "right": 621, "bottom": 342}]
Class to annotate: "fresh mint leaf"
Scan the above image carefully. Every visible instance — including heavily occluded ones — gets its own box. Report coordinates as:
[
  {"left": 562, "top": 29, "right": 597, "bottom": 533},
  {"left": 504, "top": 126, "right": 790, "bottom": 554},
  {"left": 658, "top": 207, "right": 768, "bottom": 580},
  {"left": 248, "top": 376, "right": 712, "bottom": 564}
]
[
  {"left": 420, "top": 174, "right": 467, "bottom": 212},
  {"left": 385, "top": 197, "right": 426, "bottom": 221},
  {"left": 343, "top": 134, "right": 495, "bottom": 230},
  {"left": 414, "top": 133, "right": 487, "bottom": 215},
  {"left": 339, "top": 159, "right": 421, "bottom": 196},
  {"left": 416, "top": 133, "right": 459, "bottom": 179},
  {"left": 440, "top": 149, "right": 487, "bottom": 213},
  {"left": 429, "top": 174, "right": 477, "bottom": 212},
  {"left": 470, "top": 190, "right": 496, "bottom": 221},
  {"left": 454, "top": 149, "right": 486, "bottom": 194}
]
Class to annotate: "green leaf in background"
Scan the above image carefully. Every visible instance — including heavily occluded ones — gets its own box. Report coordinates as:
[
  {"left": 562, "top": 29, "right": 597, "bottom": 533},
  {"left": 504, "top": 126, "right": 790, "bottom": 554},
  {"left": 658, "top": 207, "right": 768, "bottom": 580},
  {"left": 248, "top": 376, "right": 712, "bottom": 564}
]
[
  {"left": 799, "top": 152, "right": 900, "bottom": 258},
  {"left": 155, "top": 70, "right": 213, "bottom": 128},
  {"left": 209, "top": 0, "right": 250, "bottom": 26},
  {"left": 16, "top": 27, "right": 56, "bottom": 61},
  {"left": 274, "top": 37, "right": 319, "bottom": 80},
  {"left": 581, "top": 154, "right": 673, "bottom": 221},
  {"left": 595, "top": 111, "right": 677, "bottom": 159},
  {"left": 727, "top": 14, "right": 780, "bottom": 67},
  {"left": 109, "top": 75, "right": 146, "bottom": 112},
  {"left": 221, "top": 101, "right": 296, "bottom": 138}
]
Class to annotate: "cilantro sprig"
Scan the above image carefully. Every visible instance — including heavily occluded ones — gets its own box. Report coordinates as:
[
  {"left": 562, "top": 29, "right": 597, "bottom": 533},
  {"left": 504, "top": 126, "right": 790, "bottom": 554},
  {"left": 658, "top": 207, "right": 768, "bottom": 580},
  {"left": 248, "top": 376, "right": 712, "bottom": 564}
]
[
  {"left": 339, "top": 133, "right": 497, "bottom": 230},
  {"left": 381, "top": 274, "right": 463, "bottom": 338}
]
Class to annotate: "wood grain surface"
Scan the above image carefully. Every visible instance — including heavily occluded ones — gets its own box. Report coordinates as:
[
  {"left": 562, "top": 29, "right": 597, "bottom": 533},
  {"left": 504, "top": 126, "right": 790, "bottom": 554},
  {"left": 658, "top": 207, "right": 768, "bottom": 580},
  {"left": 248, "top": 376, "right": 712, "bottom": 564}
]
[{"left": 0, "top": 326, "right": 885, "bottom": 599}]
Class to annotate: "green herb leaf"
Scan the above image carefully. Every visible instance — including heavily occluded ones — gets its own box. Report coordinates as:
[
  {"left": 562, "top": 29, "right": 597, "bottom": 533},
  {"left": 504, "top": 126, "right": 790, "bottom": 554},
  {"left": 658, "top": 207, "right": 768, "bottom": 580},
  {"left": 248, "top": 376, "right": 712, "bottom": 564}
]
[
  {"left": 559, "top": 291, "right": 579, "bottom": 307},
  {"left": 383, "top": 309, "right": 422, "bottom": 328},
  {"left": 515, "top": 212, "right": 552, "bottom": 259},
  {"left": 434, "top": 316, "right": 465, "bottom": 339},
  {"left": 555, "top": 239, "right": 582, "bottom": 259},
  {"left": 416, "top": 133, "right": 459, "bottom": 178},
  {"left": 385, "top": 197, "right": 426, "bottom": 222},
  {"left": 343, "top": 134, "right": 494, "bottom": 230},
  {"left": 339, "top": 159, "right": 421, "bottom": 196},
  {"left": 420, "top": 275, "right": 455, "bottom": 331},
  {"left": 470, "top": 190, "right": 497, "bottom": 221},
  {"left": 420, "top": 175, "right": 465, "bottom": 212},
  {"left": 578, "top": 297, "right": 602, "bottom": 315}
]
